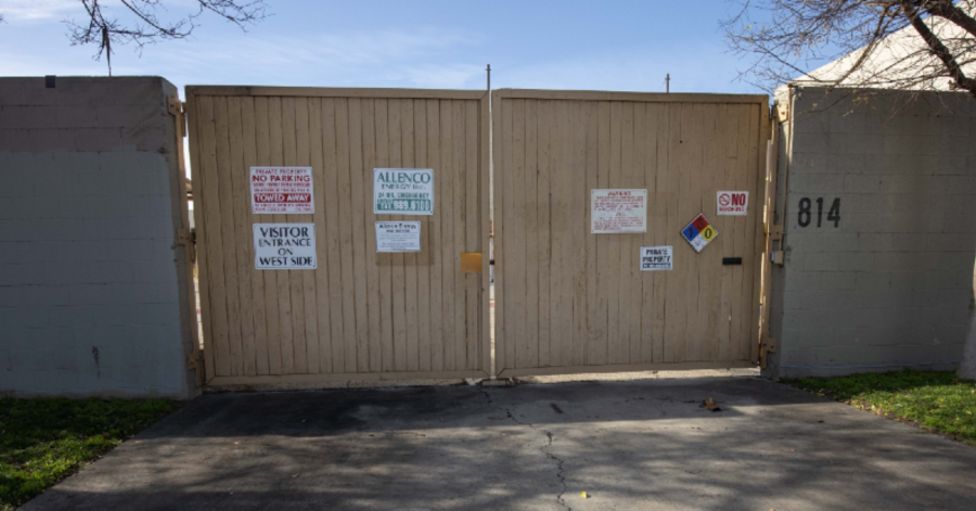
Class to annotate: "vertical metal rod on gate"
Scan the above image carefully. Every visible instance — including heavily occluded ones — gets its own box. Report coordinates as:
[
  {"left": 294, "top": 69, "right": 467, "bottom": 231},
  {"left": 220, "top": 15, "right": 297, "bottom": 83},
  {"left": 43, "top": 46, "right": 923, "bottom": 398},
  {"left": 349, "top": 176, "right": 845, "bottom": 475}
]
[{"left": 486, "top": 63, "right": 496, "bottom": 378}]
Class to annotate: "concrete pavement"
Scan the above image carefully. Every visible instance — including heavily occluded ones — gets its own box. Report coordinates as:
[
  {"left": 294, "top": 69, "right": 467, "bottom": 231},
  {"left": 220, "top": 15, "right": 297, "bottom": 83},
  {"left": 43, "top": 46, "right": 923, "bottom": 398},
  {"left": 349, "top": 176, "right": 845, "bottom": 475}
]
[{"left": 23, "top": 376, "right": 976, "bottom": 510}]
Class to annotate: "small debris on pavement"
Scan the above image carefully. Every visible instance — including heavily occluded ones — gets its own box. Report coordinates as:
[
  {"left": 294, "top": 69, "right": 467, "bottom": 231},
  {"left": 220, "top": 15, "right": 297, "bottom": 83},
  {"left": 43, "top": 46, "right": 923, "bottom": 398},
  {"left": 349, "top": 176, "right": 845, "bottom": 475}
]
[
  {"left": 701, "top": 398, "right": 722, "bottom": 412},
  {"left": 579, "top": 491, "right": 590, "bottom": 499}
]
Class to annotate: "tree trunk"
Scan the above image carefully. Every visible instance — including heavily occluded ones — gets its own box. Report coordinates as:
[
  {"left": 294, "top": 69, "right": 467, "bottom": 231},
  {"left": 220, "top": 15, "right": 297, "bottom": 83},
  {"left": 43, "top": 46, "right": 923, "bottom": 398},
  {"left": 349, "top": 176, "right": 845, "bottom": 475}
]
[{"left": 959, "top": 268, "right": 976, "bottom": 380}]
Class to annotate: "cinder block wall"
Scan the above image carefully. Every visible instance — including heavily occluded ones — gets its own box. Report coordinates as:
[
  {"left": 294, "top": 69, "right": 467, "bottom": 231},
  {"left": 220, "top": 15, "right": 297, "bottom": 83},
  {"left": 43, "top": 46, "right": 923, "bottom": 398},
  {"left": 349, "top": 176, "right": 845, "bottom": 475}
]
[
  {"left": 0, "top": 77, "right": 197, "bottom": 398},
  {"left": 766, "top": 87, "right": 976, "bottom": 378}
]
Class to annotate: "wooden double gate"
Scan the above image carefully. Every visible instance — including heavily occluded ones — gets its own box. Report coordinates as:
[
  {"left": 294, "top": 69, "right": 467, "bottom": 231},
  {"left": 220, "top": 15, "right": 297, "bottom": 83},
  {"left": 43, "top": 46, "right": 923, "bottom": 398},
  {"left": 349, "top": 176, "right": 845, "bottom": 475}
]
[{"left": 187, "top": 86, "right": 769, "bottom": 387}]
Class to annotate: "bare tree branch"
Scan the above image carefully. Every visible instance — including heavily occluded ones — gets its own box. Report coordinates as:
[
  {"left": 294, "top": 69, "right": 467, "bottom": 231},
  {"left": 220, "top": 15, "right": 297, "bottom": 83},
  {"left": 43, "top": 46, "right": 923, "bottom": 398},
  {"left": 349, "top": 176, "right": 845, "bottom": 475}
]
[
  {"left": 65, "top": 0, "right": 267, "bottom": 75},
  {"left": 724, "top": 0, "right": 976, "bottom": 97},
  {"left": 902, "top": 0, "right": 976, "bottom": 95}
]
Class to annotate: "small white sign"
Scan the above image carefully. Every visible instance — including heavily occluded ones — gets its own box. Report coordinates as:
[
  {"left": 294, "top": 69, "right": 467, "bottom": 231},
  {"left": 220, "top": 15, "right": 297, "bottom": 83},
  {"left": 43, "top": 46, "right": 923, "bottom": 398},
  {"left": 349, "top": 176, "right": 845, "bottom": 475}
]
[
  {"left": 376, "top": 221, "right": 421, "bottom": 253},
  {"left": 716, "top": 190, "right": 749, "bottom": 216},
  {"left": 374, "top": 168, "right": 434, "bottom": 215},
  {"left": 253, "top": 223, "right": 317, "bottom": 270},
  {"left": 640, "top": 245, "right": 673, "bottom": 271},
  {"left": 591, "top": 189, "right": 647, "bottom": 234},
  {"left": 250, "top": 166, "right": 314, "bottom": 214}
]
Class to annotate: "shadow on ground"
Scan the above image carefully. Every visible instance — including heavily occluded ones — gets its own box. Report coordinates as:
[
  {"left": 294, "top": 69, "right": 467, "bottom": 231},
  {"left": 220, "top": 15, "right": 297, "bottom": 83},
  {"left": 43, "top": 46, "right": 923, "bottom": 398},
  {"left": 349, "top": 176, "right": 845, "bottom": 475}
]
[{"left": 22, "top": 376, "right": 976, "bottom": 511}]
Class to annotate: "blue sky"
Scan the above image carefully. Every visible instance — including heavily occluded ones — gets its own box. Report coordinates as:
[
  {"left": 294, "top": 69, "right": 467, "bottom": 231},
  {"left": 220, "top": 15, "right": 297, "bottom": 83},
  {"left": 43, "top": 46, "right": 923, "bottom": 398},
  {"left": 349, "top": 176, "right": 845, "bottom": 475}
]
[{"left": 0, "top": 1, "right": 768, "bottom": 95}]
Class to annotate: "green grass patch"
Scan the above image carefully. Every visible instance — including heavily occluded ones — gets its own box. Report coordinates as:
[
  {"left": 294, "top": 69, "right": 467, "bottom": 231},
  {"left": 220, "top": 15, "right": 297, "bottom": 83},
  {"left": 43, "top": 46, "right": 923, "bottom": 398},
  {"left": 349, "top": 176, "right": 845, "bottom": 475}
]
[
  {"left": 0, "top": 398, "right": 179, "bottom": 510},
  {"left": 787, "top": 370, "right": 976, "bottom": 445}
]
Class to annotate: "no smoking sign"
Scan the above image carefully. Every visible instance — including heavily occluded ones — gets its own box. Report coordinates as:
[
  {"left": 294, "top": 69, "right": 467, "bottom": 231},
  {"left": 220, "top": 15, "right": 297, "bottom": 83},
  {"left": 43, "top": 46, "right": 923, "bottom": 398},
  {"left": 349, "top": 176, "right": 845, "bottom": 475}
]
[{"left": 716, "top": 190, "right": 748, "bottom": 216}]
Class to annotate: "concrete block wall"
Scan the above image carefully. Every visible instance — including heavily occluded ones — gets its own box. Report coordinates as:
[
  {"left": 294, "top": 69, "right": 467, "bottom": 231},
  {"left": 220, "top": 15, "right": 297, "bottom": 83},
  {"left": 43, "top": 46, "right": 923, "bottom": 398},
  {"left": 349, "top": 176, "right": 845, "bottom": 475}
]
[
  {"left": 0, "top": 77, "right": 197, "bottom": 398},
  {"left": 766, "top": 87, "right": 976, "bottom": 378}
]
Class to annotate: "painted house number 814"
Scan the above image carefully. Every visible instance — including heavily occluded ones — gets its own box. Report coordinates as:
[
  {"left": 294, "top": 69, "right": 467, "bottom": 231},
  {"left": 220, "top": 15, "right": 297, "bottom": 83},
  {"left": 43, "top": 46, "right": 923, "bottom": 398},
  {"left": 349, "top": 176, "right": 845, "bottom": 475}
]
[{"left": 797, "top": 197, "right": 841, "bottom": 228}]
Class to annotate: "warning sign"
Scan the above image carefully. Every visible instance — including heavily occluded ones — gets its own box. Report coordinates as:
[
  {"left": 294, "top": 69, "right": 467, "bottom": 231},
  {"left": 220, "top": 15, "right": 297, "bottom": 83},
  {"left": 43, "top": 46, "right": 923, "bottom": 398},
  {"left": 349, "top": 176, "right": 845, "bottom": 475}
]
[
  {"left": 717, "top": 191, "right": 749, "bottom": 216},
  {"left": 640, "top": 245, "right": 673, "bottom": 271},
  {"left": 250, "top": 166, "right": 314, "bottom": 214},
  {"left": 591, "top": 189, "right": 647, "bottom": 234},
  {"left": 375, "top": 221, "right": 421, "bottom": 253},
  {"left": 374, "top": 168, "right": 434, "bottom": 215},
  {"left": 253, "top": 223, "right": 317, "bottom": 270},
  {"left": 681, "top": 214, "right": 718, "bottom": 253}
]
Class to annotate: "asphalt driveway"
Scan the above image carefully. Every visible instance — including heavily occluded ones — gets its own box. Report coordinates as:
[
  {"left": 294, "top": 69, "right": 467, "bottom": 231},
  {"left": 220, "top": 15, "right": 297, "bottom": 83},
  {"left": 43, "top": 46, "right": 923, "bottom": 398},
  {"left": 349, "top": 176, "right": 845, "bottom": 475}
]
[{"left": 23, "top": 375, "right": 976, "bottom": 510}]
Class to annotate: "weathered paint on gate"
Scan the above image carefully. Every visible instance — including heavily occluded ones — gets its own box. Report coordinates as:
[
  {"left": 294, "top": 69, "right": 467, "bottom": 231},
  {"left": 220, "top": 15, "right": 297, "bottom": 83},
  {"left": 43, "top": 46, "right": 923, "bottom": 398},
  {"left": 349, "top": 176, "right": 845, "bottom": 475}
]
[
  {"left": 187, "top": 87, "right": 490, "bottom": 387},
  {"left": 492, "top": 89, "right": 770, "bottom": 377}
]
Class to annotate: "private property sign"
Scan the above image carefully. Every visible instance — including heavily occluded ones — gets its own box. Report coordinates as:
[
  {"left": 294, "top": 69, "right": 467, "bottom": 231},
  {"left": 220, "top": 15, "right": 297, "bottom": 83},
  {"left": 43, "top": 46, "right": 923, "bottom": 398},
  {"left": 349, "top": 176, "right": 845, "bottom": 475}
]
[
  {"left": 374, "top": 168, "right": 434, "bottom": 215},
  {"left": 640, "top": 245, "right": 673, "bottom": 271},
  {"left": 250, "top": 166, "right": 314, "bottom": 214},
  {"left": 253, "top": 223, "right": 317, "bottom": 270},
  {"left": 591, "top": 189, "right": 647, "bottom": 234}
]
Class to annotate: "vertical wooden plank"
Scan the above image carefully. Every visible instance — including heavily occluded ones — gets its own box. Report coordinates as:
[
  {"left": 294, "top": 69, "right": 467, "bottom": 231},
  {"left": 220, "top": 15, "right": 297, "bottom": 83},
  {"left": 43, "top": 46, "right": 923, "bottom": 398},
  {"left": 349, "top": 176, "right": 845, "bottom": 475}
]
[
  {"left": 584, "top": 101, "right": 602, "bottom": 366},
  {"left": 508, "top": 100, "right": 527, "bottom": 369},
  {"left": 520, "top": 100, "right": 539, "bottom": 369},
  {"left": 536, "top": 99, "right": 552, "bottom": 368},
  {"left": 605, "top": 101, "right": 624, "bottom": 364},
  {"left": 254, "top": 97, "right": 283, "bottom": 374},
  {"left": 322, "top": 98, "right": 346, "bottom": 374},
  {"left": 334, "top": 98, "right": 358, "bottom": 372},
  {"left": 347, "top": 98, "right": 369, "bottom": 373},
  {"left": 360, "top": 98, "right": 382, "bottom": 373},
  {"left": 414, "top": 99, "right": 433, "bottom": 372},
  {"left": 308, "top": 97, "right": 333, "bottom": 375},
  {"left": 374, "top": 99, "right": 395, "bottom": 372},
  {"left": 266, "top": 97, "right": 294, "bottom": 373},
  {"left": 551, "top": 99, "right": 572, "bottom": 367},
  {"left": 187, "top": 94, "right": 218, "bottom": 380},
  {"left": 400, "top": 99, "right": 420, "bottom": 372},
  {"left": 439, "top": 100, "right": 457, "bottom": 371},
  {"left": 636, "top": 102, "right": 653, "bottom": 364},
  {"left": 294, "top": 97, "right": 319, "bottom": 374},
  {"left": 388, "top": 99, "right": 408, "bottom": 371},
  {"left": 452, "top": 99, "right": 468, "bottom": 370},
  {"left": 645, "top": 102, "right": 669, "bottom": 364},
  {"left": 225, "top": 97, "right": 257, "bottom": 376},
  {"left": 464, "top": 99, "right": 480, "bottom": 370},
  {"left": 426, "top": 100, "right": 444, "bottom": 372},
  {"left": 281, "top": 97, "right": 306, "bottom": 374},
  {"left": 212, "top": 96, "right": 242, "bottom": 376},
  {"left": 240, "top": 96, "right": 269, "bottom": 376},
  {"left": 569, "top": 100, "right": 588, "bottom": 367},
  {"left": 618, "top": 101, "right": 640, "bottom": 364}
]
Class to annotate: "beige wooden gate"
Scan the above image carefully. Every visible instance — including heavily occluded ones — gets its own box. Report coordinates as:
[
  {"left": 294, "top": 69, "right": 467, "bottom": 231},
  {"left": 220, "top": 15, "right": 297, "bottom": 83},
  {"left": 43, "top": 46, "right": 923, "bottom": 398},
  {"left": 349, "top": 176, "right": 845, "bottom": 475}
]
[
  {"left": 187, "top": 87, "right": 489, "bottom": 387},
  {"left": 492, "top": 90, "right": 770, "bottom": 377}
]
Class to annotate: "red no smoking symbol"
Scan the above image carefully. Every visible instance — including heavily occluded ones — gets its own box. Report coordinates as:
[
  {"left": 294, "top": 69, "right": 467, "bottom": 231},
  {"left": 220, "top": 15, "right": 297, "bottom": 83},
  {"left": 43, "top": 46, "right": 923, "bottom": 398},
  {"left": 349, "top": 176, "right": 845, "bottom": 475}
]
[{"left": 719, "top": 193, "right": 731, "bottom": 206}]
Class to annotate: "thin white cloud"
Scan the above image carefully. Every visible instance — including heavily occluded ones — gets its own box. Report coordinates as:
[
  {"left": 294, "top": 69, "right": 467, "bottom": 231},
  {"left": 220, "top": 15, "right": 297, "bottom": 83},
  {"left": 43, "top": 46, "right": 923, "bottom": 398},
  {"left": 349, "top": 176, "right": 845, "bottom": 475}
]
[
  {"left": 165, "top": 28, "right": 479, "bottom": 68},
  {"left": 390, "top": 63, "right": 486, "bottom": 89},
  {"left": 0, "top": 0, "right": 74, "bottom": 21},
  {"left": 494, "top": 46, "right": 752, "bottom": 94},
  {"left": 144, "top": 27, "right": 484, "bottom": 89}
]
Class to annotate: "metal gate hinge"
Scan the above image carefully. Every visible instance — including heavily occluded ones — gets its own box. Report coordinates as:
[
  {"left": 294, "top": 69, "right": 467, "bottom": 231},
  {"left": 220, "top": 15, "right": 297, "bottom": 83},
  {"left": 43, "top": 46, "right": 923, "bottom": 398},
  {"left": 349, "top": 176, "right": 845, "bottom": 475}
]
[{"left": 167, "top": 96, "right": 182, "bottom": 116}]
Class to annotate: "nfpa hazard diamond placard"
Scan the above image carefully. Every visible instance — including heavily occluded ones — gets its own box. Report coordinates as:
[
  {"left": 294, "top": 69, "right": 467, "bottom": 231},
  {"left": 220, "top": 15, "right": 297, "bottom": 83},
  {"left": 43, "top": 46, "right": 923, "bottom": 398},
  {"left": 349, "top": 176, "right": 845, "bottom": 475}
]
[{"left": 680, "top": 213, "right": 717, "bottom": 253}]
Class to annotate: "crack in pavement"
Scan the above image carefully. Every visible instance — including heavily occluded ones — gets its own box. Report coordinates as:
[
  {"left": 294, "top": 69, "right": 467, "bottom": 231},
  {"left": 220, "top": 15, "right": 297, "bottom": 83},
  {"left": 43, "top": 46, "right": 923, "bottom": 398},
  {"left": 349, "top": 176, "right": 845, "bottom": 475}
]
[{"left": 481, "top": 389, "right": 573, "bottom": 511}]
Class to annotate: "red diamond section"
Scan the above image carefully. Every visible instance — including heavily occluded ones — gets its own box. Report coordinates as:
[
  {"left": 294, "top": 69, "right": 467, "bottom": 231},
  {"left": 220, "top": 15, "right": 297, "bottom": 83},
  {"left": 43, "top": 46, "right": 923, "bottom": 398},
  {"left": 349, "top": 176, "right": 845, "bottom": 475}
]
[{"left": 692, "top": 214, "right": 710, "bottom": 231}]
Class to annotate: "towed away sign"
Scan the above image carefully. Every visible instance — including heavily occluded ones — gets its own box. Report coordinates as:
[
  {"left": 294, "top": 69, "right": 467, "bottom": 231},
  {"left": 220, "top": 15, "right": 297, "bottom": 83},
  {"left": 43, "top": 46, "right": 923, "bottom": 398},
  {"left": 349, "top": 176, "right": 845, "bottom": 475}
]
[{"left": 250, "top": 166, "right": 314, "bottom": 214}]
